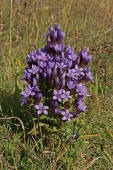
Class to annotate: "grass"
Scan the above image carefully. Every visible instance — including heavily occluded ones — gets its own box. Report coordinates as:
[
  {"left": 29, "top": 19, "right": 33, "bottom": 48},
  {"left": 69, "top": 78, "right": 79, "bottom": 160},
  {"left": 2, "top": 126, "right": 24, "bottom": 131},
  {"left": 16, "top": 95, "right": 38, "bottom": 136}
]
[{"left": 0, "top": 0, "right": 113, "bottom": 169}]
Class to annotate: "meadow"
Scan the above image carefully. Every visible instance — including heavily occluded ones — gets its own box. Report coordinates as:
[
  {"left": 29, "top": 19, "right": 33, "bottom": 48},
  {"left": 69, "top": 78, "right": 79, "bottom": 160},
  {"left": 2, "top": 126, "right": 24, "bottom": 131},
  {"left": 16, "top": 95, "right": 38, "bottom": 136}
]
[{"left": 0, "top": 0, "right": 113, "bottom": 169}]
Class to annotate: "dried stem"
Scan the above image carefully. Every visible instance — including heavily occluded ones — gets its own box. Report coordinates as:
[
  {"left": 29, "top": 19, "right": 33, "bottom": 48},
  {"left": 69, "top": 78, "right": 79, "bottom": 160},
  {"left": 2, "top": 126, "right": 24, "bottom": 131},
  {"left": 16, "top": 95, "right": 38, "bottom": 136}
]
[
  {"left": 9, "top": 0, "right": 12, "bottom": 57},
  {"left": 33, "top": 12, "right": 39, "bottom": 47}
]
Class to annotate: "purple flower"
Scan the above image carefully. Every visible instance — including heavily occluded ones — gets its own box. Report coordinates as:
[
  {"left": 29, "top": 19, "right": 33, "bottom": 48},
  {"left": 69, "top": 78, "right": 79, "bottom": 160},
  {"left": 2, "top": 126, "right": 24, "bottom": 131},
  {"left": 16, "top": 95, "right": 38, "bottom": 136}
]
[
  {"left": 62, "top": 90, "right": 72, "bottom": 101},
  {"left": 31, "top": 50, "right": 38, "bottom": 62},
  {"left": 35, "top": 73, "right": 39, "bottom": 80},
  {"left": 33, "top": 78, "right": 37, "bottom": 86},
  {"left": 53, "top": 89, "right": 63, "bottom": 102},
  {"left": 60, "top": 70, "right": 66, "bottom": 83},
  {"left": 65, "top": 46, "right": 78, "bottom": 61},
  {"left": 21, "top": 68, "right": 32, "bottom": 83},
  {"left": 54, "top": 44, "right": 64, "bottom": 53},
  {"left": 79, "top": 48, "right": 93, "bottom": 65},
  {"left": 67, "top": 60, "right": 73, "bottom": 68},
  {"left": 84, "top": 67, "right": 93, "bottom": 81},
  {"left": 40, "top": 52, "right": 47, "bottom": 61},
  {"left": 47, "top": 68, "right": 52, "bottom": 78},
  {"left": 39, "top": 61, "right": 47, "bottom": 68},
  {"left": 61, "top": 109, "right": 73, "bottom": 122},
  {"left": 42, "top": 72, "right": 47, "bottom": 78},
  {"left": 55, "top": 55, "right": 60, "bottom": 62},
  {"left": 76, "top": 83, "right": 89, "bottom": 98},
  {"left": 58, "top": 62, "right": 67, "bottom": 69},
  {"left": 52, "top": 64, "right": 58, "bottom": 77},
  {"left": 67, "top": 80, "right": 76, "bottom": 89},
  {"left": 21, "top": 24, "right": 93, "bottom": 122},
  {"left": 35, "top": 102, "right": 49, "bottom": 115},
  {"left": 55, "top": 107, "right": 62, "bottom": 114},
  {"left": 67, "top": 69, "right": 76, "bottom": 79},
  {"left": 74, "top": 65, "right": 84, "bottom": 77},
  {"left": 28, "top": 65, "right": 39, "bottom": 74},
  {"left": 77, "top": 100, "right": 87, "bottom": 112},
  {"left": 55, "top": 77, "right": 60, "bottom": 86},
  {"left": 61, "top": 78, "right": 66, "bottom": 88},
  {"left": 33, "top": 85, "right": 39, "bottom": 92},
  {"left": 35, "top": 92, "right": 42, "bottom": 102},
  {"left": 48, "top": 61, "right": 55, "bottom": 68},
  {"left": 46, "top": 24, "right": 65, "bottom": 44},
  {"left": 20, "top": 96, "right": 27, "bottom": 105},
  {"left": 21, "top": 84, "right": 35, "bottom": 98},
  {"left": 51, "top": 100, "right": 58, "bottom": 108}
]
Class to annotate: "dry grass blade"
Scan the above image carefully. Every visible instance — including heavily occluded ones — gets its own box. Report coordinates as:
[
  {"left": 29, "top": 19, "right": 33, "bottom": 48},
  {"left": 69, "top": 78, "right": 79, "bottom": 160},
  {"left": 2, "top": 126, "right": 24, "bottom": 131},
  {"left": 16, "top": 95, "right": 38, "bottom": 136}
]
[
  {"left": 29, "top": 154, "right": 42, "bottom": 163},
  {"left": 9, "top": 0, "right": 12, "bottom": 57},
  {"left": 82, "top": 157, "right": 101, "bottom": 170},
  {"left": 33, "top": 12, "right": 39, "bottom": 47},
  {"left": 62, "top": 0, "right": 73, "bottom": 31},
  {"left": 0, "top": 117, "right": 26, "bottom": 150},
  {"left": 53, "top": 132, "right": 79, "bottom": 170},
  {"left": 53, "top": 140, "right": 71, "bottom": 170}
]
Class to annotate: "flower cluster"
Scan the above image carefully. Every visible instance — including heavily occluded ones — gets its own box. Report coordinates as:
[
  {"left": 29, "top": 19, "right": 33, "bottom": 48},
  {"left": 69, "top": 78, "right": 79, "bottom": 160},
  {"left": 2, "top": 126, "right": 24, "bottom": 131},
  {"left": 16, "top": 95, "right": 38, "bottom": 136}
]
[{"left": 21, "top": 24, "right": 93, "bottom": 122}]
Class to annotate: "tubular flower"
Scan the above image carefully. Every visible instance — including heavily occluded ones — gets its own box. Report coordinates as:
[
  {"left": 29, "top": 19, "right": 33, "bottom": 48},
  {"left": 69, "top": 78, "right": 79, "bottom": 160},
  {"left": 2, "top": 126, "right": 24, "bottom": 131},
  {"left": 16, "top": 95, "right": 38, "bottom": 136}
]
[{"left": 21, "top": 25, "right": 93, "bottom": 122}]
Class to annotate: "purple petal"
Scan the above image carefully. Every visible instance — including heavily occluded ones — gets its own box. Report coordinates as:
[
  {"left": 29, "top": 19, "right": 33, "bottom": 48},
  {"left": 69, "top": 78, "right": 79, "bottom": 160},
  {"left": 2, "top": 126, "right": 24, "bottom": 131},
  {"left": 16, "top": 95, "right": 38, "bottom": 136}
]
[
  {"left": 31, "top": 92, "right": 35, "bottom": 96},
  {"left": 37, "top": 110, "right": 42, "bottom": 115},
  {"left": 43, "top": 110, "right": 48, "bottom": 115},
  {"left": 68, "top": 118, "right": 71, "bottom": 122},
  {"left": 66, "top": 109, "right": 69, "bottom": 114},
  {"left": 69, "top": 114, "right": 73, "bottom": 118},
  {"left": 62, "top": 116, "right": 67, "bottom": 121},
  {"left": 68, "top": 95, "right": 72, "bottom": 99},
  {"left": 65, "top": 98, "right": 68, "bottom": 101},
  {"left": 39, "top": 102, "right": 43, "bottom": 107},
  {"left": 59, "top": 89, "right": 63, "bottom": 94},
  {"left": 44, "top": 106, "right": 49, "bottom": 110},
  {"left": 54, "top": 90, "right": 57, "bottom": 95},
  {"left": 61, "top": 111, "right": 65, "bottom": 115},
  {"left": 21, "top": 91, "right": 26, "bottom": 96},
  {"left": 58, "top": 98, "right": 62, "bottom": 102},
  {"left": 53, "top": 96, "right": 57, "bottom": 100},
  {"left": 35, "top": 105, "right": 39, "bottom": 110}
]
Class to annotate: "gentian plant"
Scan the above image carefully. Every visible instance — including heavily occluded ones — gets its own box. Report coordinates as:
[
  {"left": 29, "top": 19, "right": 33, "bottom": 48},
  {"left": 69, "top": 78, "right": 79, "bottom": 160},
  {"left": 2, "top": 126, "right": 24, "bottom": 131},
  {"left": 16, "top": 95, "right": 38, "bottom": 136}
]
[{"left": 21, "top": 24, "right": 93, "bottom": 122}]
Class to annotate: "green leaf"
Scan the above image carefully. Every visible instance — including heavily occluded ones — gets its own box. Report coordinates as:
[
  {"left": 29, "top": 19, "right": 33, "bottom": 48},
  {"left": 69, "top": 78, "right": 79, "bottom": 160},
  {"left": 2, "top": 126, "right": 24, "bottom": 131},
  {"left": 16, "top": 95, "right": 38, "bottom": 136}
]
[
  {"left": 40, "top": 114, "right": 49, "bottom": 120},
  {"left": 52, "top": 127, "right": 59, "bottom": 132},
  {"left": 13, "top": 132, "right": 23, "bottom": 142},
  {"left": 39, "top": 122, "right": 49, "bottom": 128}
]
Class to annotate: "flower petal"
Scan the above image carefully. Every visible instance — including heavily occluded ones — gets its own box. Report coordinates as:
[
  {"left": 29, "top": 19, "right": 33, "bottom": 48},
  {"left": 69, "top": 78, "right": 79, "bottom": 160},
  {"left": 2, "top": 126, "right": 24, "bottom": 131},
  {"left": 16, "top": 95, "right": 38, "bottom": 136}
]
[
  {"left": 58, "top": 98, "right": 62, "bottom": 102},
  {"left": 53, "top": 96, "right": 57, "bottom": 100},
  {"left": 39, "top": 102, "right": 43, "bottom": 107},
  {"left": 44, "top": 106, "right": 49, "bottom": 110},
  {"left": 35, "top": 105, "right": 39, "bottom": 110},
  {"left": 61, "top": 111, "right": 65, "bottom": 115},
  {"left": 68, "top": 118, "right": 71, "bottom": 122},
  {"left": 62, "top": 116, "right": 67, "bottom": 121},
  {"left": 54, "top": 90, "right": 57, "bottom": 95},
  {"left": 37, "top": 110, "right": 42, "bottom": 115},
  {"left": 43, "top": 110, "right": 48, "bottom": 115}
]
